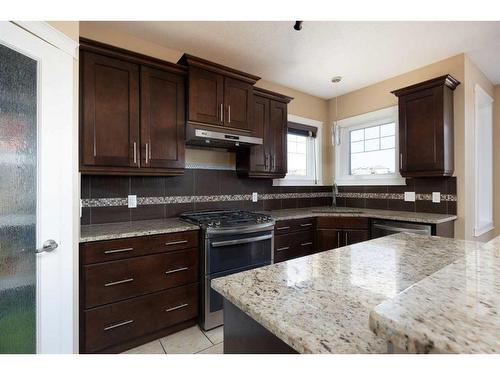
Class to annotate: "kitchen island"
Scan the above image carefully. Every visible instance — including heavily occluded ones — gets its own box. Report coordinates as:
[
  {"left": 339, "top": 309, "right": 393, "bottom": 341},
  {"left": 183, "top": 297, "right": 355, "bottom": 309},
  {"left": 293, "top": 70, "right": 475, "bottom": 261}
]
[{"left": 211, "top": 233, "right": 496, "bottom": 354}]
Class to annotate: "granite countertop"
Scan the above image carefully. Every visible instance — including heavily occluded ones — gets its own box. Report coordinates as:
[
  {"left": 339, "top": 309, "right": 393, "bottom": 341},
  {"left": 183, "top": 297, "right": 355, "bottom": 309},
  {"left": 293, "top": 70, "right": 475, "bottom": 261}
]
[
  {"left": 80, "top": 206, "right": 457, "bottom": 242},
  {"left": 80, "top": 218, "right": 199, "bottom": 243},
  {"left": 368, "top": 235, "right": 500, "bottom": 353},
  {"left": 266, "top": 206, "right": 457, "bottom": 224},
  {"left": 211, "top": 233, "right": 483, "bottom": 353}
]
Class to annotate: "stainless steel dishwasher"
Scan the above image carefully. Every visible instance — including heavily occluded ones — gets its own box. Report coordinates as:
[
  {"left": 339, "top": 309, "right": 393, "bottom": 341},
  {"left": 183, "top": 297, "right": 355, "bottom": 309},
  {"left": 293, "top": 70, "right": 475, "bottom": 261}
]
[{"left": 371, "top": 219, "right": 432, "bottom": 238}]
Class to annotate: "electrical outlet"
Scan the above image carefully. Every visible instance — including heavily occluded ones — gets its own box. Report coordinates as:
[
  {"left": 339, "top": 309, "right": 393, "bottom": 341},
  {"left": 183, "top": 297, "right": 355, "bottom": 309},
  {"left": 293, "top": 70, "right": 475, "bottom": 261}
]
[
  {"left": 404, "top": 192, "right": 416, "bottom": 202},
  {"left": 128, "top": 195, "right": 137, "bottom": 208},
  {"left": 432, "top": 192, "right": 441, "bottom": 203},
  {"left": 252, "top": 192, "right": 258, "bottom": 202}
]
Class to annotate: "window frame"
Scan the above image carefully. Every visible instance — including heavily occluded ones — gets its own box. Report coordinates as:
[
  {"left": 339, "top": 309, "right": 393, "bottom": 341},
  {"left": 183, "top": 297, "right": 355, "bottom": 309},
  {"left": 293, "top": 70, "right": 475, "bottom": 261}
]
[
  {"left": 274, "top": 114, "right": 323, "bottom": 186},
  {"left": 334, "top": 106, "right": 405, "bottom": 186}
]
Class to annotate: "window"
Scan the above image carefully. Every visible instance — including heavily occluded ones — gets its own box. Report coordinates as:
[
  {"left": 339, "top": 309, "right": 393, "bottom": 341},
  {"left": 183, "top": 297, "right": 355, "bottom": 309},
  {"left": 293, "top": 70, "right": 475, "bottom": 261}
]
[
  {"left": 335, "top": 106, "right": 404, "bottom": 186},
  {"left": 274, "top": 115, "right": 323, "bottom": 186}
]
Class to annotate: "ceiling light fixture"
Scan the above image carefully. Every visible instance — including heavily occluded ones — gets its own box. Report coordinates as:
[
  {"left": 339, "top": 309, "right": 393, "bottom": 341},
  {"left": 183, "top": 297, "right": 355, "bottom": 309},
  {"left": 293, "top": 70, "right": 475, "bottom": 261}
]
[{"left": 293, "top": 21, "right": 303, "bottom": 31}]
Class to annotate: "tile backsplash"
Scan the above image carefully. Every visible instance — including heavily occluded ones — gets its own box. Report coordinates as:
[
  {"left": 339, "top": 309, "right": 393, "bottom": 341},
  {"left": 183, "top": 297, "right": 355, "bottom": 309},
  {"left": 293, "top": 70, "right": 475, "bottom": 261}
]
[{"left": 80, "top": 171, "right": 457, "bottom": 225}]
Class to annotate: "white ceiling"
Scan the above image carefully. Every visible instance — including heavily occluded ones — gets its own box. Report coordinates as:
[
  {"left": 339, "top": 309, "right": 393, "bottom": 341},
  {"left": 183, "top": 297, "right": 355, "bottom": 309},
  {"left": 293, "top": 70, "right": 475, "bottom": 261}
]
[{"left": 91, "top": 21, "right": 500, "bottom": 99}]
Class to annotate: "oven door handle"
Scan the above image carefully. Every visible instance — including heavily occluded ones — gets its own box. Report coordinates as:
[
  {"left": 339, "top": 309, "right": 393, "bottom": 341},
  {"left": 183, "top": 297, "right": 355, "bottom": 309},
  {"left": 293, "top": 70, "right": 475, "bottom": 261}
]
[{"left": 211, "top": 234, "right": 273, "bottom": 248}]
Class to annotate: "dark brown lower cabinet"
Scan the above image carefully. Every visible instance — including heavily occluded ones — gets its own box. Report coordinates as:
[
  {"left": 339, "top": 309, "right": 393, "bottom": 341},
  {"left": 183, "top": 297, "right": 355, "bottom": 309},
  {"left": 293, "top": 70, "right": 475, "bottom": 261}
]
[
  {"left": 80, "top": 230, "right": 200, "bottom": 353},
  {"left": 274, "top": 218, "right": 316, "bottom": 263},
  {"left": 316, "top": 217, "right": 370, "bottom": 252}
]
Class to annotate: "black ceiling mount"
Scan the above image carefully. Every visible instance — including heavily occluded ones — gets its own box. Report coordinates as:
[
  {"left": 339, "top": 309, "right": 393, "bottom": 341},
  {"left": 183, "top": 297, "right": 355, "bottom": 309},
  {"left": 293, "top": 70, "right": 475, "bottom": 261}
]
[{"left": 293, "top": 21, "right": 303, "bottom": 31}]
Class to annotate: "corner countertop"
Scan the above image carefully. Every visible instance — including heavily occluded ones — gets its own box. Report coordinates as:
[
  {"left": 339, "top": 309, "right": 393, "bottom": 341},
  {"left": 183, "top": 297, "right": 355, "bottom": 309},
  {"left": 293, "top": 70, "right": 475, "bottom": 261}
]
[
  {"left": 368, "top": 235, "right": 500, "bottom": 353},
  {"left": 80, "top": 206, "right": 456, "bottom": 243},
  {"left": 211, "top": 233, "right": 482, "bottom": 353},
  {"left": 80, "top": 218, "right": 199, "bottom": 243}
]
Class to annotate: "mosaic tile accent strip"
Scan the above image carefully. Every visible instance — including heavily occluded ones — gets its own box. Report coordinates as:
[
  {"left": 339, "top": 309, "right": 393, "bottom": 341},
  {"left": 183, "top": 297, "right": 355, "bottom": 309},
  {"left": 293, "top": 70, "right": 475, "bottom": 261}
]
[
  {"left": 81, "top": 191, "right": 457, "bottom": 208},
  {"left": 336, "top": 192, "right": 457, "bottom": 202}
]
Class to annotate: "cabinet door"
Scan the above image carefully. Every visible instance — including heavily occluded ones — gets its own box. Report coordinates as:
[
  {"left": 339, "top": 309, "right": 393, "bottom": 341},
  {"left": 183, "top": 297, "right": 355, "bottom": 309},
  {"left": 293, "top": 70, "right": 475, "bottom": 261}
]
[
  {"left": 224, "top": 77, "right": 253, "bottom": 131},
  {"left": 81, "top": 51, "right": 140, "bottom": 168},
  {"left": 269, "top": 100, "right": 288, "bottom": 176},
  {"left": 188, "top": 67, "right": 223, "bottom": 126},
  {"left": 316, "top": 229, "right": 343, "bottom": 252},
  {"left": 248, "top": 95, "right": 270, "bottom": 173},
  {"left": 344, "top": 229, "right": 369, "bottom": 246},
  {"left": 140, "top": 66, "right": 185, "bottom": 170},
  {"left": 399, "top": 86, "right": 444, "bottom": 175}
]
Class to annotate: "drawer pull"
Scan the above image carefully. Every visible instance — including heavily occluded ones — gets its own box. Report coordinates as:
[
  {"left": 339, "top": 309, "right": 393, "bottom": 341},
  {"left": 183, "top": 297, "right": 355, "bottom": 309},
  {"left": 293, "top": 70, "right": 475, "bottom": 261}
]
[
  {"left": 104, "top": 247, "right": 133, "bottom": 254},
  {"left": 165, "top": 240, "right": 188, "bottom": 246},
  {"left": 301, "top": 242, "right": 313, "bottom": 247},
  {"left": 104, "top": 319, "right": 134, "bottom": 331},
  {"left": 165, "top": 266, "right": 189, "bottom": 275},
  {"left": 276, "top": 226, "right": 290, "bottom": 231},
  {"left": 300, "top": 223, "right": 313, "bottom": 227},
  {"left": 104, "top": 278, "right": 134, "bottom": 287},
  {"left": 165, "top": 303, "right": 189, "bottom": 312},
  {"left": 276, "top": 246, "right": 290, "bottom": 252}
]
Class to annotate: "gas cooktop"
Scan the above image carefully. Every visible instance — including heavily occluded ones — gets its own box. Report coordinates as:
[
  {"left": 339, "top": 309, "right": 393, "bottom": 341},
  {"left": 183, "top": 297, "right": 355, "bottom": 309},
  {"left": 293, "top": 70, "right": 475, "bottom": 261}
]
[{"left": 179, "top": 210, "right": 273, "bottom": 229}]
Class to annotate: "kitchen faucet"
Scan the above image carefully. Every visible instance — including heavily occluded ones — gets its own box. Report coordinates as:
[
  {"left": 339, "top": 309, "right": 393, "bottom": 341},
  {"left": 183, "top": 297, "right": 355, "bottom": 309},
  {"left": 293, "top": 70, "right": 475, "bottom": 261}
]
[{"left": 332, "top": 183, "right": 338, "bottom": 207}]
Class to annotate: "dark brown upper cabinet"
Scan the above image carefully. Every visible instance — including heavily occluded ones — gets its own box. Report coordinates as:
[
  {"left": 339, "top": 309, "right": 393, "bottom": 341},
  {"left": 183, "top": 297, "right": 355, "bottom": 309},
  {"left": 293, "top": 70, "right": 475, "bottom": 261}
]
[
  {"left": 79, "top": 39, "right": 187, "bottom": 176},
  {"left": 392, "top": 74, "right": 460, "bottom": 178},
  {"left": 179, "top": 54, "right": 259, "bottom": 134},
  {"left": 140, "top": 66, "right": 185, "bottom": 171},
  {"left": 236, "top": 87, "right": 293, "bottom": 179}
]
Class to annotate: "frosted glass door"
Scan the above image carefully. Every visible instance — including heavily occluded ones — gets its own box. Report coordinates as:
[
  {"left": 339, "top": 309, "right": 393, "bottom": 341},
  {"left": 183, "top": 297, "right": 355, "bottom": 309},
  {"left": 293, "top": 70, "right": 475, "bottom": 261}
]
[{"left": 0, "top": 43, "right": 37, "bottom": 353}]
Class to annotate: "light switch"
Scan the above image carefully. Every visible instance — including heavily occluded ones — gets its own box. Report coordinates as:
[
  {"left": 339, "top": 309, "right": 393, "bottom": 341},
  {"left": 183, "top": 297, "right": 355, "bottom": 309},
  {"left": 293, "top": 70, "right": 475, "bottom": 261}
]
[
  {"left": 432, "top": 192, "right": 441, "bottom": 203},
  {"left": 252, "top": 192, "right": 258, "bottom": 202},
  {"left": 128, "top": 195, "right": 137, "bottom": 208},
  {"left": 404, "top": 192, "right": 416, "bottom": 202}
]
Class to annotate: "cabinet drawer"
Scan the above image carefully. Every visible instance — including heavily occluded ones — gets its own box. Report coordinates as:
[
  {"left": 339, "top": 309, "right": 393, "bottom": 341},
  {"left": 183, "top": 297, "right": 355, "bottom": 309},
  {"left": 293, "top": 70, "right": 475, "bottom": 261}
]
[
  {"left": 84, "top": 283, "right": 198, "bottom": 353},
  {"left": 84, "top": 249, "right": 198, "bottom": 308},
  {"left": 81, "top": 231, "right": 199, "bottom": 264},
  {"left": 316, "top": 217, "right": 369, "bottom": 230},
  {"left": 274, "top": 217, "right": 315, "bottom": 235},
  {"left": 274, "top": 231, "right": 314, "bottom": 263}
]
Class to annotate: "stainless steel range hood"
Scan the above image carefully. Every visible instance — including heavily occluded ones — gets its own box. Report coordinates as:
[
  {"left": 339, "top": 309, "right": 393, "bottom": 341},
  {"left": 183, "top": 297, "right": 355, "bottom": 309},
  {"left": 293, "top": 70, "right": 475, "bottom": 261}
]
[{"left": 186, "top": 126, "right": 262, "bottom": 149}]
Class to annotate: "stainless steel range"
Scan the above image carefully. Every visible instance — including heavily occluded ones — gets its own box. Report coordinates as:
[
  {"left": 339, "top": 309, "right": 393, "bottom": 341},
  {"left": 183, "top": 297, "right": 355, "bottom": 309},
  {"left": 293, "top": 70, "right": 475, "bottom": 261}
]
[{"left": 180, "top": 210, "right": 274, "bottom": 330}]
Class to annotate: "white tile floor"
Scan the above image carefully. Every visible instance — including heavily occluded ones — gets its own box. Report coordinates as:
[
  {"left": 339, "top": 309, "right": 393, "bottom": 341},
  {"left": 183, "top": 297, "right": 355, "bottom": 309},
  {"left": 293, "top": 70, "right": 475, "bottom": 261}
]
[{"left": 122, "top": 325, "right": 224, "bottom": 354}]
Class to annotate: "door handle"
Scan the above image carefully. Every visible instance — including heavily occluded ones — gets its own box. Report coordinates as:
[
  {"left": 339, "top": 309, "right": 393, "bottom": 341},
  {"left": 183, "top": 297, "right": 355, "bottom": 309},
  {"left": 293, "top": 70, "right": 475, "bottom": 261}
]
[
  {"left": 104, "top": 319, "right": 134, "bottom": 331},
  {"left": 301, "top": 242, "right": 313, "bottom": 247},
  {"left": 35, "top": 239, "right": 58, "bottom": 254},
  {"left": 276, "top": 246, "right": 290, "bottom": 252},
  {"left": 228, "top": 105, "right": 231, "bottom": 123},
  {"left": 133, "top": 142, "right": 137, "bottom": 164},
  {"left": 337, "top": 232, "right": 340, "bottom": 248},
  {"left": 165, "top": 303, "right": 189, "bottom": 313},
  {"left": 165, "top": 240, "right": 188, "bottom": 246},
  {"left": 220, "top": 103, "right": 223, "bottom": 123},
  {"left": 165, "top": 266, "right": 189, "bottom": 275},
  {"left": 345, "top": 232, "right": 348, "bottom": 245},
  {"left": 145, "top": 143, "right": 149, "bottom": 164}
]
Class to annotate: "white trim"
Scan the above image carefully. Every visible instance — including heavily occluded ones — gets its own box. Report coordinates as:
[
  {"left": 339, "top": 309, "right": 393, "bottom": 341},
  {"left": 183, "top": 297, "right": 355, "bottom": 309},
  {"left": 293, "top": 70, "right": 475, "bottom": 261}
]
[
  {"left": 334, "top": 106, "right": 405, "bottom": 186},
  {"left": 473, "top": 84, "right": 494, "bottom": 238},
  {"left": 13, "top": 21, "right": 78, "bottom": 58},
  {"left": 273, "top": 114, "right": 324, "bottom": 186}
]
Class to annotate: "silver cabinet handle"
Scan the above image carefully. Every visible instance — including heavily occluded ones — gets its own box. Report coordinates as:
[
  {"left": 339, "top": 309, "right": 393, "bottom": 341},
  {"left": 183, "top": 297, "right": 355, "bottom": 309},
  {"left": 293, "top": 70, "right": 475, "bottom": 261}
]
[
  {"left": 133, "top": 142, "right": 137, "bottom": 164},
  {"left": 228, "top": 105, "right": 231, "bottom": 123},
  {"left": 211, "top": 234, "right": 272, "bottom": 248},
  {"left": 400, "top": 153, "right": 403, "bottom": 169},
  {"left": 104, "top": 278, "right": 134, "bottom": 287},
  {"left": 165, "top": 266, "right": 188, "bottom": 275},
  {"left": 145, "top": 143, "right": 149, "bottom": 164},
  {"left": 104, "top": 319, "right": 134, "bottom": 331},
  {"left": 149, "top": 141, "right": 151, "bottom": 160},
  {"left": 337, "top": 232, "right": 340, "bottom": 248},
  {"left": 300, "top": 223, "right": 313, "bottom": 227},
  {"left": 165, "top": 303, "right": 188, "bottom": 313},
  {"left": 220, "top": 103, "right": 223, "bottom": 123},
  {"left": 271, "top": 155, "right": 275, "bottom": 171},
  {"left": 104, "top": 247, "right": 133, "bottom": 254},
  {"left": 345, "top": 232, "right": 348, "bottom": 245},
  {"left": 165, "top": 240, "right": 188, "bottom": 246},
  {"left": 301, "top": 242, "right": 313, "bottom": 247},
  {"left": 276, "top": 246, "right": 289, "bottom": 252},
  {"left": 264, "top": 154, "right": 269, "bottom": 170},
  {"left": 276, "top": 226, "right": 290, "bottom": 231},
  {"left": 35, "top": 239, "right": 58, "bottom": 254}
]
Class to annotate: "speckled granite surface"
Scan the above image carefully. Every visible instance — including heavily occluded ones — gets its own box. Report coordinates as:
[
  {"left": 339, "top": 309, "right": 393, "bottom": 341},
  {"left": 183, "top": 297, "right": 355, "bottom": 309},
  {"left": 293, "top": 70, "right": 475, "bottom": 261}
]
[
  {"left": 369, "top": 235, "right": 500, "bottom": 353},
  {"left": 211, "top": 233, "right": 475, "bottom": 353},
  {"left": 80, "top": 218, "right": 199, "bottom": 243},
  {"left": 80, "top": 206, "right": 456, "bottom": 243},
  {"left": 266, "top": 206, "right": 457, "bottom": 224}
]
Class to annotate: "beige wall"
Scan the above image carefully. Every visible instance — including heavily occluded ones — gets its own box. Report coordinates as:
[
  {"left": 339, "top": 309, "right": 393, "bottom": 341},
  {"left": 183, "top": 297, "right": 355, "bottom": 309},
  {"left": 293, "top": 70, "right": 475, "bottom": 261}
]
[
  {"left": 493, "top": 85, "right": 500, "bottom": 238},
  {"left": 327, "top": 54, "right": 467, "bottom": 238},
  {"left": 79, "top": 22, "right": 331, "bottom": 182},
  {"left": 48, "top": 21, "right": 79, "bottom": 42}
]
